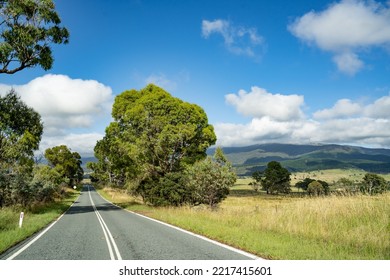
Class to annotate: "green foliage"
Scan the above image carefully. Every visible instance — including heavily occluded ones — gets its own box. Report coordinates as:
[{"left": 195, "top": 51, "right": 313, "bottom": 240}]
[
  {"left": 295, "top": 177, "right": 330, "bottom": 195},
  {"left": 91, "top": 84, "right": 217, "bottom": 206},
  {"left": 0, "top": 0, "right": 69, "bottom": 74},
  {"left": 133, "top": 171, "right": 189, "bottom": 206},
  {"left": 185, "top": 149, "right": 237, "bottom": 208},
  {"left": 360, "top": 173, "right": 388, "bottom": 195},
  {"left": 307, "top": 181, "right": 324, "bottom": 196},
  {"left": 0, "top": 90, "right": 47, "bottom": 207},
  {"left": 295, "top": 178, "right": 315, "bottom": 191},
  {"left": 0, "top": 168, "right": 62, "bottom": 207},
  {"left": 0, "top": 90, "right": 43, "bottom": 169},
  {"left": 261, "top": 161, "right": 291, "bottom": 194},
  {"left": 44, "top": 145, "right": 84, "bottom": 186}
]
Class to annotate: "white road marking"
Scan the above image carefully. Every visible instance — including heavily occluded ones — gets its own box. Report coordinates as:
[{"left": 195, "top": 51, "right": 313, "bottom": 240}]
[{"left": 87, "top": 186, "right": 122, "bottom": 260}]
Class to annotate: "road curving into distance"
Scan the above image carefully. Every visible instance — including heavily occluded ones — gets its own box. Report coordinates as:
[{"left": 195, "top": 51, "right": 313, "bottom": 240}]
[{"left": 1, "top": 185, "right": 259, "bottom": 260}]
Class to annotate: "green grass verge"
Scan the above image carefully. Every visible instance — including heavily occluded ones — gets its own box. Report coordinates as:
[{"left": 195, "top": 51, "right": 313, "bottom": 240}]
[{"left": 0, "top": 190, "right": 79, "bottom": 254}]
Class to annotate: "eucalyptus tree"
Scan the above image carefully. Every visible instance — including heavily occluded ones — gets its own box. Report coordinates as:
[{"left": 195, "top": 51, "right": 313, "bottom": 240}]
[
  {"left": 0, "top": 0, "right": 69, "bottom": 74},
  {"left": 0, "top": 89, "right": 43, "bottom": 170}
]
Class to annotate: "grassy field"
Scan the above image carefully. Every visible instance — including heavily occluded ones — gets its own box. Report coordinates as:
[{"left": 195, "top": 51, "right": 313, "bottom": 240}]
[
  {"left": 98, "top": 170, "right": 390, "bottom": 260},
  {"left": 0, "top": 189, "right": 79, "bottom": 254}
]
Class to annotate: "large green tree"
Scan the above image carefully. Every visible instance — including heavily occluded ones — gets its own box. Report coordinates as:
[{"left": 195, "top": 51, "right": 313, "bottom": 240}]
[
  {"left": 0, "top": 0, "right": 69, "bottom": 74},
  {"left": 0, "top": 89, "right": 43, "bottom": 170},
  {"left": 92, "top": 84, "right": 216, "bottom": 206},
  {"left": 44, "top": 145, "right": 83, "bottom": 186},
  {"left": 261, "top": 161, "right": 291, "bottom": 194}
]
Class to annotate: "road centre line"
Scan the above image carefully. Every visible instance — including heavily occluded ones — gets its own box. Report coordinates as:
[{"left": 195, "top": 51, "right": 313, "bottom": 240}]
[{"left": 87, "top": 185, "right": 122, "bottom": 260}]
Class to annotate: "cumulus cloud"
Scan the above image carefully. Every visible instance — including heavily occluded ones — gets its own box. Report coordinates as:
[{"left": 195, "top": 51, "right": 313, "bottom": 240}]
[
  {"left": 202, "top": 19, "right": 264, "bottom": 59},
  {"left": 0, "top": 74, "right": 114, "bottom": 155},
  {"left": 364, "top": 94, "right": 390, "bottom": 118},
  {"left": 289, "top": 0, "right": 390, "bottom": 75},
  {"left": 215, "top": 86, "right": 390, "bottom": 148},
  {"left": 332, "top": 52, "right": 364, "bottom": 75},
  {"left": 313, "top": 98, "right": 362, "bottom": 119},
  {"left": 226, "top": 87, "right": 305, "bottom": 121}
]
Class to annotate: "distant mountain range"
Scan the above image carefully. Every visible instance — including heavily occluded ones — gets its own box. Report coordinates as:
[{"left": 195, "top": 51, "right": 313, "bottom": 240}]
[{"left": 208, "top": 143, "right": 390, "bottom": 176}]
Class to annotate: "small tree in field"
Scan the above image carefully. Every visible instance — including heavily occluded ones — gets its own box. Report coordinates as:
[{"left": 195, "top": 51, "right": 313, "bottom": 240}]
[
  {"left": 261, "top": 161, "right": 291, "bottom": 194},
  {"left": 185, "top": 147, "right": 236, "bottom": 209}
]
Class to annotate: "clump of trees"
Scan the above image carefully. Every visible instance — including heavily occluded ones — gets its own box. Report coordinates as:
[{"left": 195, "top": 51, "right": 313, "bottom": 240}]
[
  {"left": 45, "top": 145, "right": 83, "bottom": 186},
  {"left": 0, "top": 90, "right": 83, "bottom": 208},
  {"left": 295, "top": 178, "right": 329, "bottom": 196},
  {"left": 295, "top": 172, "right": 388, "bottom": 196},
  {"left": 89, "top": 84, "right": 235, "bottom": 207}
]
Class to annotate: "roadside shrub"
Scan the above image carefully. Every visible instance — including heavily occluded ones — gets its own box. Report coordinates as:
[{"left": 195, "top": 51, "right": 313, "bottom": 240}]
[{"left": 185, "top": 156, "right": 236, "bottom": 209}]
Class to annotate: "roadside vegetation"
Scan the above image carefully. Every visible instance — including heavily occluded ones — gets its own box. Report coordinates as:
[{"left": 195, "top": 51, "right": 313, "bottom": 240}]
[{"left": 0, "top": 188, "right": 78, "bottom": 254}]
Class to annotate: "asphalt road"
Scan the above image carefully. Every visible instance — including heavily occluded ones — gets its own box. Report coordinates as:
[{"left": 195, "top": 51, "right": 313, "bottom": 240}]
[{"left": 1, "top": 185, "right": 257, "bottom": 260}]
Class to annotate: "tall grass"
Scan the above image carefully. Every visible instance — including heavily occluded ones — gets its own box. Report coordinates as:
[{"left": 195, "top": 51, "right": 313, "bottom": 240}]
[
  {"left": 0, "top": 190, "right": 79, "bottom": 254},
  {"left": 99, "top": 185, "right": 390, "bottom": 259}
]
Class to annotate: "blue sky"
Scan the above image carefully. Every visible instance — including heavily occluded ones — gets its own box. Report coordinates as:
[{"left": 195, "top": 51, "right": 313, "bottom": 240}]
[{"left": 1, "top": 0, "right": 390, "bottom": 155}]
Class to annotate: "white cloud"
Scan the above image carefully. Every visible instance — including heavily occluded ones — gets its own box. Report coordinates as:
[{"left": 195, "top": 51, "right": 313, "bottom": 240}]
[
  {"left": 216, "top": 87, "right": 390, "bottom": 148},
  {"left": 215, "top": 117, "right": 317, "bottom": 147},
  {"left": 313, "top": 98, "right": 362, "bottom": 119},
  {"left": 225, "top": 87, "right": 304, "bottom": 121},
  {"left": 289, "top": 0, "right": 390, "bottom": 75},
  {"left": 0, "top": 74, "right": 114, "bottom": 155},
  {"left": 40, "top": 133, "right": 104, "bottom": 157},
  {"left": 202, "top": 19, "right": 231, "bottom": 42},
  {"left": 364, "top": 94, "right": 390, "bottom": 118},
  {"left": 202, "top": 19, "right": 264, "bottom": 59},
  {"left": 310, "top": 118, "right": 390, "bottom": 147},
  {"left": 332, "top": 52, "right": 364, "bottom": 75}
]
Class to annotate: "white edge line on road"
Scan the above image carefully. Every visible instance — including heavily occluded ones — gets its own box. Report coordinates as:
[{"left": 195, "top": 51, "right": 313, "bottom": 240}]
[
  {"left": 6, "top": 195, "right": 81, "bottom": 260},
  {"left": 95, "top": 186, "right": 262, "bottom": 260}
]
